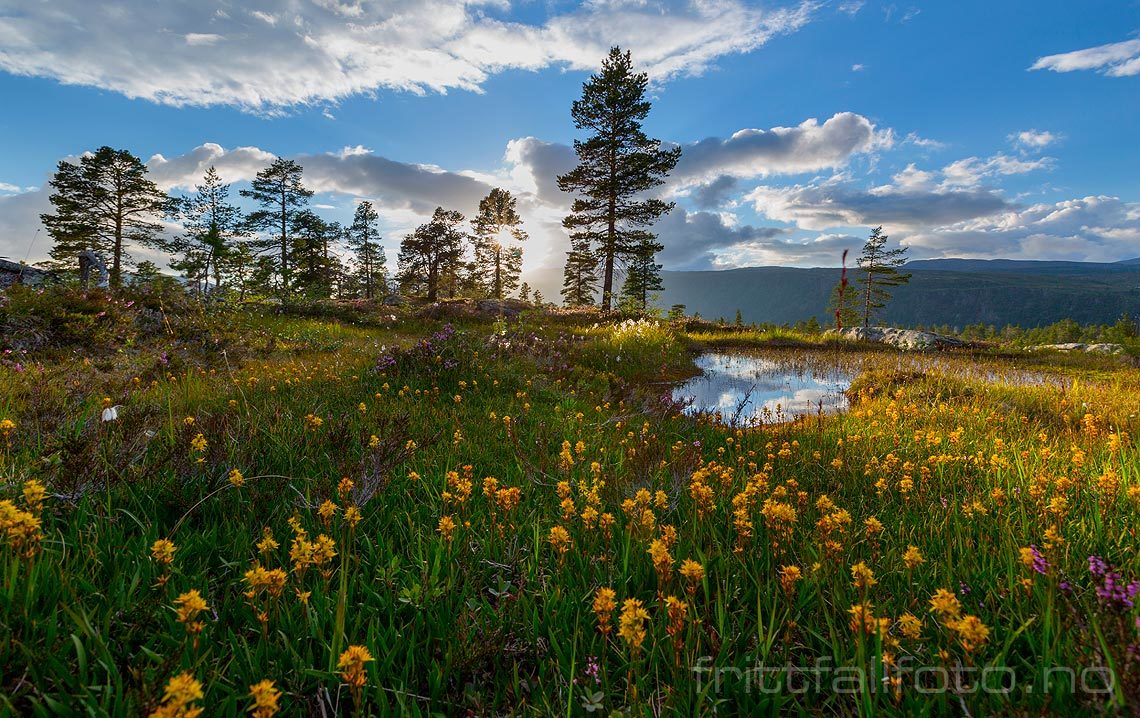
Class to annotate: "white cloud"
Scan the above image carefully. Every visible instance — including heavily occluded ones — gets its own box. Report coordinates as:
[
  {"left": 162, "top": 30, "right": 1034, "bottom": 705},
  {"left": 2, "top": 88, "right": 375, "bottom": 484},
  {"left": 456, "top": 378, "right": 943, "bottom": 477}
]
[
  {"left": 886, "top": 164, "right": 936, "bottom": 192},
  {"left": 0, "top": 0, "right": 817, "bottom": 111},
  {"left": 710, "top": 231, "right": 860, "bottom": 268},
  {"left": 746, "top": 180, "right": 1013, "bottom": 231},
  {"left": 1009, "top": 129, "right": 1061, "bottom": 150},
  {"left": 184, "top": 33, "right": 223, "bottom": 46},
  {"left": 1030, "top": 38, "right": 1140, "bottom": 77},
  {"left": 851, "top": 63, "right": 864, "bottom": 72},
  {"left": 903, "top": 132, "right": 945, "bottom": 150},
  {"left": 939, "top": 153, "right": 1052, "bottom": 188},
  {"left": 903, "top": 196, "right": 1140, "bottom": 261},
  {"left": 671, "top": 112, "right": 890, "bottom": 188},
  {"left": 654, "top": 207, "right": 792, "bottom": 269}
]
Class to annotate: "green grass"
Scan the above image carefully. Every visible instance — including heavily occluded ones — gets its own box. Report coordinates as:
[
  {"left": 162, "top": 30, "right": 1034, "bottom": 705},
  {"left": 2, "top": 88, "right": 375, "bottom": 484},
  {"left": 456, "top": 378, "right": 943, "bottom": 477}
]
[{"left": 1, "top": 301, "right": 1139, "bottom": 715}]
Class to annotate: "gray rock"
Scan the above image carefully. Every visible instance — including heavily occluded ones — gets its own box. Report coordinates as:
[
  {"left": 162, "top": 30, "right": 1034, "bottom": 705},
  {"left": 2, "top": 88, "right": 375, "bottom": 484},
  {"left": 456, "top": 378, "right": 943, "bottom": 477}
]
[
  {"left": 1027, "top": 342, "right": 1123, "bottom": 354},
  {"left": 1086, "top": 343, "right": 1124, "bottom": 354},
  {"left": 0, "top": 258, "right": 53, "bottom": 289},
  {"left": 828, "top": 326, "right": 966, "bottom": 351}
]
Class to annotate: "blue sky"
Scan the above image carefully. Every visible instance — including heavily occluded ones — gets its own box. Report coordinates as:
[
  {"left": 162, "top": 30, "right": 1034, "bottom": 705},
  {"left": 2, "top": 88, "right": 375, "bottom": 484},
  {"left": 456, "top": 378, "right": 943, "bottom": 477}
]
[{"left": 1, "top": 0, "right": 1138, "bottom": 277}]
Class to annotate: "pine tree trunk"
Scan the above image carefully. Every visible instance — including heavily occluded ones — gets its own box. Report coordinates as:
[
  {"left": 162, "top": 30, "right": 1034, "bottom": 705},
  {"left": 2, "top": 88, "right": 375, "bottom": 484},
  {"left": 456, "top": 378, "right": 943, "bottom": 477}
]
[
  {"left": 602, "top": 147, "right": 617, "bottom": 311},
  {"left": 112, "top": 193, "right": 123, "bottom": 289},
  {"left": 279, "top": 186, "right": 288, "bottom": 293},
  {"left": 494, "top": 247, "right": 502, "bottom": 300}
]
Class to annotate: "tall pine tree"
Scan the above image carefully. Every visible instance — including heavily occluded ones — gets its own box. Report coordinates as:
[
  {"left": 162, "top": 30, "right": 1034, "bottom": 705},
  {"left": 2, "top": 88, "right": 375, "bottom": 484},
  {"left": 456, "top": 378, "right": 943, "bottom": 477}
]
[
  {"left": 40, "top": 146, "right": 170, "bottom": 288},
  {"left": 856, "top": 226, "right": 911, "bottom": 327},
  {"left": 471, "top": 188, "right": 527, "bottom": 300},
  {"left": 561, "top": 236, "right": 598, "bottom": 307},
  {"left": 240, "top": 158, "right": 313, "bottom": 293},
  {"left": 169, "top": 166, "right": 246, "bottom": 293},
  {"left": 396, "top": 207, "right": 466, "bottom": 302},
  {"left": 345, "top": 201, "right": 387, "bottom": 299},
  {"left": 556, "top": 47, "right": 680, "bottom": 311}
]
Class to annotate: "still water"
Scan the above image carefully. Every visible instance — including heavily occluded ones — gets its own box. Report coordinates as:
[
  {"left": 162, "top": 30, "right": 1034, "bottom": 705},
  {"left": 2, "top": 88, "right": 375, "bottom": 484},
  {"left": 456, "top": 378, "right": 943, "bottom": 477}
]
[{"left": 673, "top": 352, "right": 856, "bottom": 426}]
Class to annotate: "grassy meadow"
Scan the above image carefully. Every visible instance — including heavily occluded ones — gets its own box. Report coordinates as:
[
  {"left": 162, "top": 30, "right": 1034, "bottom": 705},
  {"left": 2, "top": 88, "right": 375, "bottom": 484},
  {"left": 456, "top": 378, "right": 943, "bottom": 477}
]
[{"left": 1, "top": 290, "right": 1139, "bottom": 716}]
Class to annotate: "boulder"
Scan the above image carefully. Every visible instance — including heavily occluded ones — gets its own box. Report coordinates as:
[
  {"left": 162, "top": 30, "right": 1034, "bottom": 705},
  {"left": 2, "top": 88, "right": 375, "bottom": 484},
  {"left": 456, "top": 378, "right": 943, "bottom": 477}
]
[
  {"left": 828, "top": 326, "right": 966, "bottom": 351},
  {"left": 1087, "top": 343, "right": 1124, "bottom": 354},
  {"left": 0, "top": 258, "right": 53, "bottom": 289},
  {"left": 1027, "top": 342, "right": 1123, "bottom": 354}
]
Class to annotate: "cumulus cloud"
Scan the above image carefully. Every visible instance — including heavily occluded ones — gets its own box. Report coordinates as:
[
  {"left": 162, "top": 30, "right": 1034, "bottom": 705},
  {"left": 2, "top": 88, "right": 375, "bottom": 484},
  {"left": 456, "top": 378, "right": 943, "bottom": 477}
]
[
  {"left": 147, "top": 144, "right": 277, "bottom": 189},
  {"left": 1010, "top": 129, "right": 1061, "bottom": 150},
  {"left": 689, "top": 176, "right": 740, "bottom": 209},
  {"left": 1030, "top": 38, "right": 1140, "bottom": 77},
  {"left": 711, "top": 232, "right": 860, "bottom": 268},
  {"left": 654, "top": 208, "right": 792, "bottom": 269},
  {"left": 746, "top": 177, "right": 1013, "bottom": 231},
  {"left": 0, "top": 0, "right": 816, "bottom": 111},
  {"left": 672, "top": 112, "right": 890, "bottom": 187},
  {"left": 903, "top": 196, "right": 1140, "bottom": 261},
  {"left": 939, "top": 153, "right": 1053, "bottom": 188}
]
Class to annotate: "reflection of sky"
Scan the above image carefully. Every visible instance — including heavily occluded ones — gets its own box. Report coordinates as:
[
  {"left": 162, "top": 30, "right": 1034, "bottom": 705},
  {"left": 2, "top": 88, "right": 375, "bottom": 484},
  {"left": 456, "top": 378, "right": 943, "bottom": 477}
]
[{"left": 674, "top": 353, "right": 854, "bottom": 426}]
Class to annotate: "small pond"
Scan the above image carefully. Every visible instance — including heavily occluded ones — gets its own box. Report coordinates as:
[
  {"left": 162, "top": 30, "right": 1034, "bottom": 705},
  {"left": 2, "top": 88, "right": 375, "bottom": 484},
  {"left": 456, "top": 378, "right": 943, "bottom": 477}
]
[{"left": 673, "top": 352, "right": 856, "bottom": 426}]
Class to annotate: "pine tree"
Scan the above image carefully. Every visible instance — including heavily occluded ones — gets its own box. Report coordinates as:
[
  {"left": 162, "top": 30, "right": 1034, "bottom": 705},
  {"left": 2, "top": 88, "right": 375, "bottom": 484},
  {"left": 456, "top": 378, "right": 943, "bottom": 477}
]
[
  {"left": 856, "top": 226, "right": 911, "bottom": 327},
  {"left": 561, "top": 236, "right": 598, "bottom": 307},
  {"left": 169, "top": 166, "right": 246, "bottom": 293},
  {"left": 240, "top": 158, "right": 313, "bottom": 293},
  {"left": 557, "top": 47, "right": 681, "bottom": 311},
  {"left": 518, "top": 282, "right": 530, "bottom": 302},
  {"left": 227, "top": 243, "right": 259, "bottom": 300},
  {"left": 346, "top": 201, "right": 387, "bottom": 299},
  {"left": 396, "top": 207, "right": 466, "bottom": 302},
  {"left": 471, "top": 188, "right": 527, "bottom": 300},
  {"left": 289, "top": 211, "right": 340, "bottom": 298},
  {"left": 40, "top": 146, "right": 170, "bottom": 288},
  {"left": 619, "top": 235, "right": 664, "bottom": 313}
]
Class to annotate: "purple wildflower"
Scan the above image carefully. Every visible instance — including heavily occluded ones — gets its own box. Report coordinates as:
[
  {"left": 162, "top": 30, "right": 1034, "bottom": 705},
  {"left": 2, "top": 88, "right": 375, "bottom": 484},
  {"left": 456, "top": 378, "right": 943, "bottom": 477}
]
[
  {"left": 585, "top": 655, "right": 601, "bottom": 685},
  {"left": 1088, "top": 555, "right": 1108, "bottom": 577}
]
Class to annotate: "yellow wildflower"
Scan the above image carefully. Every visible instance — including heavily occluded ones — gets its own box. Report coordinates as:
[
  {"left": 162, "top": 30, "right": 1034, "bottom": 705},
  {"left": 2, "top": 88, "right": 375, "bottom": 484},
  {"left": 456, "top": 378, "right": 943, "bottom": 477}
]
[
  {"left": 902, "top": 546, "right": 924, "bottom": 570},
  {"left": 593, "top": 587, "right": 617, "bottom": 635},
  {"left": 149, "top": 671, "right": 203, "bottom": 718},
  {"left": 247, "top": 679, "right": 281, "bottom": 718},
  {"left": 929, "top": 588, "right": 961, "bottom": 620},
  {"left": 618, "top": 598, "right": 650, "bottom": 652}
]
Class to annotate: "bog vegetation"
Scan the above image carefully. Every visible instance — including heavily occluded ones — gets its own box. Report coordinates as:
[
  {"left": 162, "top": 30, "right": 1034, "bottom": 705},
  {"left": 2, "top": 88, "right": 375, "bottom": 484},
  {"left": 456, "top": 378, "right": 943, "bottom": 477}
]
[{"left": 1, "top": 285, "right": 1139, "bottom": 716}]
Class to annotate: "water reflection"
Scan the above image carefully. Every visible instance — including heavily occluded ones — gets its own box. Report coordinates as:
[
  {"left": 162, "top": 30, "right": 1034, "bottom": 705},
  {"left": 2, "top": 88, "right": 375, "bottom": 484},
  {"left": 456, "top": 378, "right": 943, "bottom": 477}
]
[{"left": 673, "top": 352, "right": 855, "bottom": 426}]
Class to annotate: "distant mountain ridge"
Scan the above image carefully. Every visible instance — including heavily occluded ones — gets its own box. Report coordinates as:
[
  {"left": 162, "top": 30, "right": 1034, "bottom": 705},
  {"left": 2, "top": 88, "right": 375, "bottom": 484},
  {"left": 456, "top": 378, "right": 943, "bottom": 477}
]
[
  {"left": 526, "top": 258, "right": 1140, "bottom": 328},
  {"left": 660, "top": 258, "right": 1140, "bottom": 327}
]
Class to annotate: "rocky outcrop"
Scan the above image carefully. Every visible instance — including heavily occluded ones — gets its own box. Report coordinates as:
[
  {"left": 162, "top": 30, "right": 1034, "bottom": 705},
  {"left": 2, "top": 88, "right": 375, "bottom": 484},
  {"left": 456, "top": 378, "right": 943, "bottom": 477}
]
[
  {"left": 1026, "top": 343, "right": 1124, "bottom": 354},
  {"left": 0, "top": 259, "right": 53, "bottom": 289},
  {"left": 828, "top": 326, "right": 967, "bottom": 351}
]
